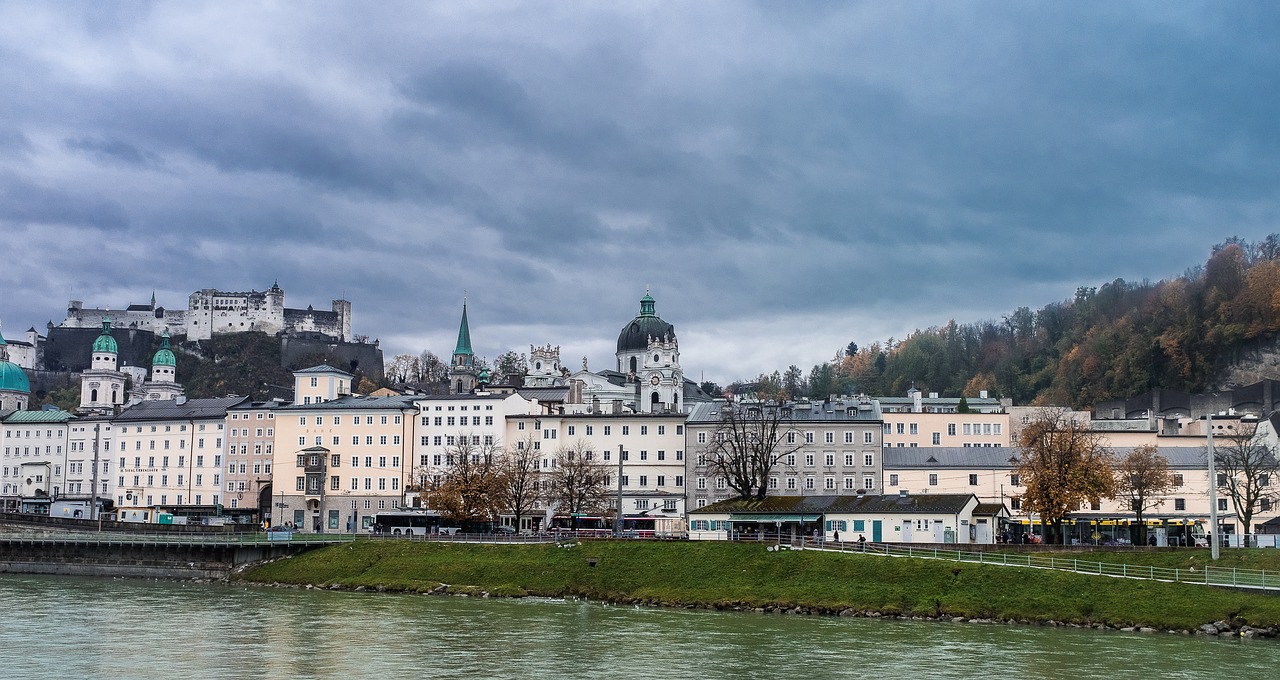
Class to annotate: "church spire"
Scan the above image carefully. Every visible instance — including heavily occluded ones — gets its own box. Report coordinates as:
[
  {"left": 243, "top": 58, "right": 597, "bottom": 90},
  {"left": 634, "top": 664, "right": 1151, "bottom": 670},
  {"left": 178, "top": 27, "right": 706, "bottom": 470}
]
[{"left": 453, "top": 294, "right": 473, "bottom": 362}]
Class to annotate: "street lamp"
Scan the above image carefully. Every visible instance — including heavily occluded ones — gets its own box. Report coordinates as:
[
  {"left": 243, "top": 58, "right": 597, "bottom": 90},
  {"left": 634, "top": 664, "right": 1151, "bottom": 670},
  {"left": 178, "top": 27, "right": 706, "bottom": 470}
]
[{"left": 1207, "top": 413, "right": 1222, "bottom": 560}]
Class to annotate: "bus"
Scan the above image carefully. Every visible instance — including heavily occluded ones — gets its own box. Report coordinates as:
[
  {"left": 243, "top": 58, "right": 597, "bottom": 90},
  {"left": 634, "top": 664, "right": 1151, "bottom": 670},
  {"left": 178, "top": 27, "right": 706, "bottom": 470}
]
[{"left": 370, "top": 510, "right": 446, "bottom": 536}]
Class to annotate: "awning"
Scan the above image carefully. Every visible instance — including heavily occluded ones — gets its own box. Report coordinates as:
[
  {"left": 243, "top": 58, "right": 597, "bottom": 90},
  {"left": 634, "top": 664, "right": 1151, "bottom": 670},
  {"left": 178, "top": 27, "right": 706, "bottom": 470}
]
[{"left": 727, "top": 513, "right": 822, "bottom": 523}]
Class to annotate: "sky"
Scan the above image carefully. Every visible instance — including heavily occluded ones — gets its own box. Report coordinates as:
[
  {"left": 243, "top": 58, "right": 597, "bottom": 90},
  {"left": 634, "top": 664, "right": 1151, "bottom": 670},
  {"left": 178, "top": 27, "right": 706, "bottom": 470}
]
[{"left": 2, "top": 2, "right": 1279, "bottom": 386}]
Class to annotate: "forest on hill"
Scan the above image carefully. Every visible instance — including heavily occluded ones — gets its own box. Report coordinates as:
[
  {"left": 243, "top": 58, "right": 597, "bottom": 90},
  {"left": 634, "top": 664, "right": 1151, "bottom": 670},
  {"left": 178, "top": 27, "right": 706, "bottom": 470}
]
[{"left": 730, "top": 235, "right": 1280, "bottom": 410}]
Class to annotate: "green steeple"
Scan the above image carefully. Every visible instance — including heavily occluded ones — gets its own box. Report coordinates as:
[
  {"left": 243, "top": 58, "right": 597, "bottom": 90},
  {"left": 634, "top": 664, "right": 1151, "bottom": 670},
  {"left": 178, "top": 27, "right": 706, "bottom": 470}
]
[
  {"left": 152, "top": 329, "right": 176, "bottom": 367},
  {"left": 92, "top": 318, "right": 118, "bottom": 354},
  {"left": 453, "top": 296, "right": 474, "bottom": 364}
]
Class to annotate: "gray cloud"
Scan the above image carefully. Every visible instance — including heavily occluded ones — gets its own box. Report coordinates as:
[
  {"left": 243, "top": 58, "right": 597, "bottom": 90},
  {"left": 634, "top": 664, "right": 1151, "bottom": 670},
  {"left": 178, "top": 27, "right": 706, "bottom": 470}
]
[{"left": 1, "top": 2, "right": 1279, "bottom": 384}]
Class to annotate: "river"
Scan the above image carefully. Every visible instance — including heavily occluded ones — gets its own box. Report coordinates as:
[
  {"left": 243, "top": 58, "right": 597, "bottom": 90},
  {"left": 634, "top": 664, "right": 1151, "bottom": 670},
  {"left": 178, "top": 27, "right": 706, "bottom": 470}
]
[{"left": 0, "top": 574, "right": 1273, "bottom": 679}]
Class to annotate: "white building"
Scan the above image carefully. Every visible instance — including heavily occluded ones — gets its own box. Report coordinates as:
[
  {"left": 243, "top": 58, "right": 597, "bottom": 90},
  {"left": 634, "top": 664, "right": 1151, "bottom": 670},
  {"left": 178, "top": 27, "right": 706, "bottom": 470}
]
[
  {"left": 0, "top": 410, "right": 73, "bottom": 513},
  {"left": 112, "top": 396, "right": 247, "bottom": 523}
]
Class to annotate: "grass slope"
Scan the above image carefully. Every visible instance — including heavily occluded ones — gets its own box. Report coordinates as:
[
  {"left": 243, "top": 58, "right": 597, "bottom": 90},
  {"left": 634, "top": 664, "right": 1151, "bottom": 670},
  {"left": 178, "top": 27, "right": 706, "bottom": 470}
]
[{"left": 239, "top": 541, "right": 1280, "bottom": 631}]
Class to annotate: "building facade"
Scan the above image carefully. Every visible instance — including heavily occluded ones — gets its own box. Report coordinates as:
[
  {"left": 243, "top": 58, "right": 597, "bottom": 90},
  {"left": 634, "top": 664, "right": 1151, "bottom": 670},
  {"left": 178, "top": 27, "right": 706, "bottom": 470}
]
[{"left": 685, "top": 396, "right": 884, "bottom": 511}]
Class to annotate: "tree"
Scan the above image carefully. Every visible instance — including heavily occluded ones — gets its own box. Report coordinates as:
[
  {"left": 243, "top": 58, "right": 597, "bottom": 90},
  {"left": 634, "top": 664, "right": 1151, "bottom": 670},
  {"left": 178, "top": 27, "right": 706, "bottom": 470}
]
[
  {"left": 419, "top": 351, "right": 448, "bottom": 383},
  {"left": 1213, "top": 421, "right": 1280, "bottom": 538},
  {"left": 385, "top": 353, "right": 420, "bottom": 384},
  {"left": 493, "top": 437, "right": 542, "bottom": 531},
  {"left": 698, "top": 381, "right": 723, "bottom": 398},
  {"left": 1015, "top": 409, "right": 1115, "bottom": 544},
  {"left": 544, "top": 439, "right": 611, "bottom": 528},
  {"left": 494, "top": 350, "right": 527, "bottom": 385},
  {"left": 703, "top": 399, "right": 803, "bottom": 500},
  {"left": 1113, "top": 444, "right": 1174, "bottom": 545},
  {"left": 956, "top": 396, "right": 970, "bottom": 414},
  {"left": 431, "top": 436, "right": 502, "bottom": 526},
  {"left": 781, "top": 365, "right": 805, "bottom": 399}
]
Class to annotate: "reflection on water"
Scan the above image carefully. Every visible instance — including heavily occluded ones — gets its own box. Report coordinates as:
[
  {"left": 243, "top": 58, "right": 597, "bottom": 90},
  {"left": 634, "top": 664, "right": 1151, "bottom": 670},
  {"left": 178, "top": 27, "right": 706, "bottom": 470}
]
[{"left": 0, "top": 574, "right": 1269, "bottom": 679}]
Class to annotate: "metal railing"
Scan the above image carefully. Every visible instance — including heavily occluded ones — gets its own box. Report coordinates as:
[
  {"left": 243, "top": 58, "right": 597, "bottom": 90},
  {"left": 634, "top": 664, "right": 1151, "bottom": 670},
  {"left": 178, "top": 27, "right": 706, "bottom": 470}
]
[{"left": 814, "top": 541, "right": 1279, "bottom": 591}]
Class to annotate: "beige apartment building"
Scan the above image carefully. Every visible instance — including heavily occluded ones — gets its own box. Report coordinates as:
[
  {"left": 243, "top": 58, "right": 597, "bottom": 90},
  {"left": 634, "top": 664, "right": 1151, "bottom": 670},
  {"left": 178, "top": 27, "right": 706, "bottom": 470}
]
[
  {"left": 225, "top": 399, "right": 285, "bottom": 522},
  {"left": 112, "top": 396, "right": 245, "bottom": 523}
]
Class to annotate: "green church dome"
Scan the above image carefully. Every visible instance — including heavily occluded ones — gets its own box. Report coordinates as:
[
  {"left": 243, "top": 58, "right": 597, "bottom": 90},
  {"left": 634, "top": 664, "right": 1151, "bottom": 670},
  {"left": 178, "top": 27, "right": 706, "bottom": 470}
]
[
  {"left": 0, "top": 361, "right": 30, "bottom": 394},
  {"left": 152, "top": 330, "right": 176, "bottom": 367},
  {"left": 92, "top": 318, "right": 118, "bottom": 354}
]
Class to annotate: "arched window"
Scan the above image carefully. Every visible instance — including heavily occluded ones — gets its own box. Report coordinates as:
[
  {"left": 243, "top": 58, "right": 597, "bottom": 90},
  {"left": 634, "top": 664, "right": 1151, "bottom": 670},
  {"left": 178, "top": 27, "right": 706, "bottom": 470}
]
[
  {"left": 651, "top": 392, "right": 660, "bottom": 405},
  {"left": 629, "top": 357, "right": 637, "bottom": 373},
  {"left": 90, "top": 389, "right": 98, "bottom": 403}
]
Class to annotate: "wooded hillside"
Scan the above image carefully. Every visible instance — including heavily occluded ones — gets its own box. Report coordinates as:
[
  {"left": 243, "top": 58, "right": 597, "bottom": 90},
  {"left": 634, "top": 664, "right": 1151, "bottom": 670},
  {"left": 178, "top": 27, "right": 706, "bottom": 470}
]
[{"left": 736, "top": 235, "right": 1280, "bottom": 409}]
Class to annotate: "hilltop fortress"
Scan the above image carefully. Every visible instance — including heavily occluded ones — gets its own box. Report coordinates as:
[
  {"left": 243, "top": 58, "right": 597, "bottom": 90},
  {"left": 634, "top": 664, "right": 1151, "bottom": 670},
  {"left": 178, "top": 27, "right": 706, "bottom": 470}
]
[{"left": 59, "top": 282, "right": 352, "bottom": 342}]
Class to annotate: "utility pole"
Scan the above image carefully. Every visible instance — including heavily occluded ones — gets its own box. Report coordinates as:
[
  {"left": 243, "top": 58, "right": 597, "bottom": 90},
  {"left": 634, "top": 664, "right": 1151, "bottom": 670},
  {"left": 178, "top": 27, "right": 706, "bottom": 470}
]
[
  {"left": 614, "top": 444, "right": 624, "bottom": 537},
  {"left": 1207, "top": 413, "right": 1220, "bottom": 560}
]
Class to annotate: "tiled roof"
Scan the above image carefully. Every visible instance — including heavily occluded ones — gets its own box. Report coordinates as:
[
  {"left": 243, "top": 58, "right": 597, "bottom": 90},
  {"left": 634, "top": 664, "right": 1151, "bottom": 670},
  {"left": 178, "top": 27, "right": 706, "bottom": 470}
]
[
  {"left": 686, "top": 399, "right": 881, "bottom": 424},
  {"left": 690, "top": 493, "right": 977, "bottom": 516},
  {"left": 277, "top": 395, "right": 419, "bottom": 411},
  {"left": 114, "top": 396, "right": 249, "bottom": 421},
  {"left": 3, "top": 409, "right": 75, "bottom": 424},
  {"left": 883, "top": 446, "right": 1208, "bottom": 469},
  {"left": 294, "top": 365, "right": 353, "bottom": 376},
  {"left": 517, "top": 387, "right": 570, "bottom": 402}
]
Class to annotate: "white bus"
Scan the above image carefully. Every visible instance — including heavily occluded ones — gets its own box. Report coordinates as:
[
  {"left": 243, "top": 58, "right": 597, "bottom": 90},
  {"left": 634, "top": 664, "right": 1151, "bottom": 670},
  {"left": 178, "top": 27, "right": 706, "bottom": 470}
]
[{"left": 370, "top": 510, "right": 446, "bottom": 536}]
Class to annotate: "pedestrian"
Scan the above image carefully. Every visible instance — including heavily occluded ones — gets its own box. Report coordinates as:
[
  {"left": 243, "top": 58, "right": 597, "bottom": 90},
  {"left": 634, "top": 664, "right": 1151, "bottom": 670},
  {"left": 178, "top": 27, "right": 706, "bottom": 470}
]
[
  {"left": 833, "top": 530, "right": 840, "bottom": 543},
  {"left": 857, "top": 534, "right": 866, "bottom": 551}
]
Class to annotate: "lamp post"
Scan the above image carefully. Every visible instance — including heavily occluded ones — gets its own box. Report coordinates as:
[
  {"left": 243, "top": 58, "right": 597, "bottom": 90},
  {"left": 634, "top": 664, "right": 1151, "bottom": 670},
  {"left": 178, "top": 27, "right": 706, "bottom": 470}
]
[{"left": 1207, "top": 413, "right": 1220, "bottom": 561}]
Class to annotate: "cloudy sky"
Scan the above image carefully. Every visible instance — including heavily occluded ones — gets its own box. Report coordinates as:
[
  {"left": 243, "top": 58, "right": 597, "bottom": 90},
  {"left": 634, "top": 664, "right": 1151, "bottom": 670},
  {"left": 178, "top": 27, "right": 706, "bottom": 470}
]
[{"left": 2, "top": 2, "right": 1278, "bottom": 385}]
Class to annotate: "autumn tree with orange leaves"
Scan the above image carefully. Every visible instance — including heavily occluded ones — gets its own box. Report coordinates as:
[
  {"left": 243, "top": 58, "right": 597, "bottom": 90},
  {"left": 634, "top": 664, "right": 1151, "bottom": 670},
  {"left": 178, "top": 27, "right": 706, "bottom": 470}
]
[{"left": 1016, "top": 409, "right": 1115, "bottom": 544}]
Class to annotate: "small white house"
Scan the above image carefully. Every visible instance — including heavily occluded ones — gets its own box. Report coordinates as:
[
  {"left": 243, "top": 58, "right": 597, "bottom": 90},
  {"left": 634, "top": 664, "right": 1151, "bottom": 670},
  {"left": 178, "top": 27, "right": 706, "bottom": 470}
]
[{"left": 688, "top": 491, "right": 1007, "bottom": 545}]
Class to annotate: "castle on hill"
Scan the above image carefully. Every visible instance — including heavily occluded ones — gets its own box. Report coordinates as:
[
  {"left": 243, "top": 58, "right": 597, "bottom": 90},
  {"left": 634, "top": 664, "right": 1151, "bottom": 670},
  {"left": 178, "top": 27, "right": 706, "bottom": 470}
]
[{"left": 58, "top": 282, "right": 351, "bottom": 342}]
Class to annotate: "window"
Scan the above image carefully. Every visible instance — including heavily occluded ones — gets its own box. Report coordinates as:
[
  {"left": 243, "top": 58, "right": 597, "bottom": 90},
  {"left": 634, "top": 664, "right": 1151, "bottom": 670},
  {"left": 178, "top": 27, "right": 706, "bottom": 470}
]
[
  {"left": 824, "top": 454, "right": 834, "bottom": 466},
  {"left": 929, "top": 473, "right": 938, "bottom": 486},
  {"left": 968, "top": 474, "right": 978, "bottom": 486},
  {"left": 947, "top": 423, "right": 956, "bottom": 436},
  {"left": 804, "top": 454, "right": 814, "bottom": 467},
  {"left": 1218, "top": 499, "right": 1228, "bottom": 511},
  {"left": 824, "top": 477, "right": 835, "bottom": 490},
  {"left": 805, "top": 432, "right": 814, "bottom": 444},
  {"left": 863, "top": 453, "right": 874, "bottom": 467},
  {"left": 932, "top": 433, "right": 940, "bottom": 446},
  {"left": 1011, "top": 498, "right": 1021, "bottom": 511},
  {"left": 896, "top": 423, "right": 904, "bottom": 434},
  {"left": 1010, "top": 474, "right": 1021, "bottom": 486},
  {"left": 844, "top": 454, "right": 854, "bottom": 466},
  {"left": 863, "top": 432, "right": 873, "bottom": 444},
  {"left": 697, "top": 432, "right": 706, "bottom": 444},
  {"left": 640, "top": 426, "right": 648, "bottom": 436},
  {"left": 824, "top": 432, "right": 834, "bottom": 444},
  {"left": 889, "top": 474, "right": 898, "bottom": 486},
  {"left": 1173, "top": 474, "right": 1184, "bottom": 486},
  {"left": 909, "top": 423, "right": 918, "bottom": 435}
]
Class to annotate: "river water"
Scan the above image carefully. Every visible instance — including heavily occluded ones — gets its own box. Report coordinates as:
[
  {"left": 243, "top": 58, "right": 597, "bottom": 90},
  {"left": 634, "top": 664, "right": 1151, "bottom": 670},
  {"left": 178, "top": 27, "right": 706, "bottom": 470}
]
[{"left": 0, "top": 574, "right": 1274, "bottom": 679}]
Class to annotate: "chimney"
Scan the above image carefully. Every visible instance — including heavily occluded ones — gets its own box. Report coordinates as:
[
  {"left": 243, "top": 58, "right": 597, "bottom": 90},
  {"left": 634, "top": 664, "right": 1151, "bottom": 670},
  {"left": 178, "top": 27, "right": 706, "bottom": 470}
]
[{"left": 979, "top": 390, "right": 988, "bottom": 399}]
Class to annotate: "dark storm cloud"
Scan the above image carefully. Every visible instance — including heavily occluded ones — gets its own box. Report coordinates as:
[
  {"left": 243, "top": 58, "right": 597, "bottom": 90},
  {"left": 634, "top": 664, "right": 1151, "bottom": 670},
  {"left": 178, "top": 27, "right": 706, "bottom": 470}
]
[{"left": 2, "top": 2, "right": 1279, "bottom": 383}]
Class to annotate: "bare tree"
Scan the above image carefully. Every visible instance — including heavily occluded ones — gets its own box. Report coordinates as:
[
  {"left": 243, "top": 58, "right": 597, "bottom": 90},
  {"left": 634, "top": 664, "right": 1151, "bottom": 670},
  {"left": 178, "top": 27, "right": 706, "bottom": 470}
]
[
  {"left": 1113, "top": 444, "right": 1174, "bottom": 545},
  {"left": 545, "top": 439, "right": 611, "bottom": 528},
  {"left": 386, "top": 353, "right": 420, "bottom": 384},
  {"left": 1016, "top": 409, "right": 1115, "bottom": 544},
  {"left": 703, "top": 399, "right": 803, "bottom": 501},
  {"left": 1213, "top": 421, "right": 1280, "bottom": 537},
  {"left": 431, "top": 434, "right": 502, "bottom": 526},
  {"left": 493, "top": 437, "right": 542, "bottom": 531},
  {"left": 419, "top": 351, "right": 448, "bottom": 383}
]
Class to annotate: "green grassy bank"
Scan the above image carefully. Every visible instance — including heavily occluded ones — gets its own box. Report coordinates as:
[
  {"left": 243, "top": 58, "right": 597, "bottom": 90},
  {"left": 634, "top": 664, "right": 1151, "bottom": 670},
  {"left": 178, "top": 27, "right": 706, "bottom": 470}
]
[{"left": 237, "top": 541, "right": 1280, "bottom": 632}]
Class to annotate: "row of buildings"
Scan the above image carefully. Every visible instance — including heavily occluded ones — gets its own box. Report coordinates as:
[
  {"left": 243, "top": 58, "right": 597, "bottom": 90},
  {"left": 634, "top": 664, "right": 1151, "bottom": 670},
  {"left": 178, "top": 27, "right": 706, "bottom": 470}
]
[{"left": 2, "top": 292, "right": 1277, "bottom": 543}]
